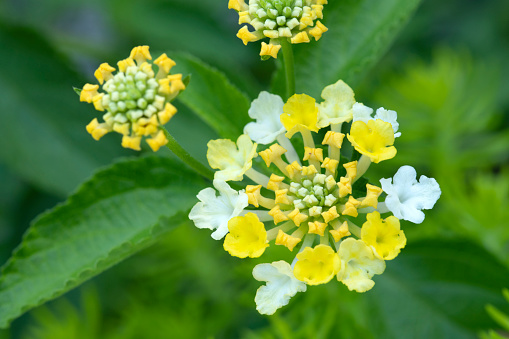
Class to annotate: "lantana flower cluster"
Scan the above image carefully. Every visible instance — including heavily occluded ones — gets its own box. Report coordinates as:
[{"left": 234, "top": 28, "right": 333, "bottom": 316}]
[
  {"left": 229, "top": 0, "right": 328, "bottom": 59},
  {"left": 189, "top": 80, "right": 441, "bottom": 315},
  {"left": 79, "top": 46, "right": 186, "bottom": 151}
]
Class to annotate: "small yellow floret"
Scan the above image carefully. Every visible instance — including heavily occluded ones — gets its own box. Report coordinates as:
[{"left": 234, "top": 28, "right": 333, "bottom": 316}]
[
  {"left": 92, "top": 94, "right": 104, "bottom": 111},
  {"left": 360, "top": 184, "right": 384, "bottom": 208},
  {"left": 237, "top": 26, "right": 260, "bottom": 45},
  {"left": 168, "top": 74, "right": 186, "bottom": 93},
  {"left": 338, "top": 177, "right": 352, "bottom": 198},
  {"left": 308, "top": 221, "right": 327, "bottom": 236},
  {"left": 121, "top": 135, "right": 142, "bottom": 151},
  {"left": 361, "top": 211, "right": 406, "bottom": 260},
  {"left": 94, "top": 63, "right": 115, "bottom": 85},
  {"left": 158, "top": 103, "right": 177, "bottom": 125},
  {"left": 275, "top": 189, "right": 290, "bottom": 205},
  {"left": 281, "top": 94, "right": 319, "bottom": 138},
  {"left": 154, "top": 53, "right": 176, "bottom": 75},
  {"left": 146, "top": 130, "right": 168, "bottom": 152},
  {"left": 288, "top": 208, "right": 308, "bottom": 227},
  {"left": 259, "top": 143, "right": 286, "bottom": 167},
  {"left": 130, "top": 46, "right": 152, "bottom": 64},
  {"left": 286, "top": 161, "right": 303, "bottom": 180},
  {"left": 322, "top": 131, "right": 345, "bottom": 148},
  {"left": 269, "top": 205, "right": 289, "bottom": 225},
  {"left": 80, "top": 84, "right": 99, "bottom": 103},
  {"left": 322, "top": 206, "right": 339, "bottom": 223},
  {"left": 113, "top": 123, "right": 129, "bottom": 136},
  {"left": 347, "top": 120, "right": 397, "bottom": 163},
  {"left": 321, "top": 158, "right": 339, "bottom": 176},
  {"left": 267, "top": 174, "right": 285, "bottom": 191},
  {"left": 224, "top": 213, "right": 268, "bottom": 258},
  {"left": 301, "top": 165, "right": 318, "bottom": 177},
  {"left": 117, "top": 58, "right": 135, "bottom": 72},
  {"left": 275, "top": 230, "right": 301, "bottom": 251},
  {"left": 342, "top": 196, "right": 361, "bottom": 217},
  {"left": 86, "top": 118, "right": 110, "bottom": 141},
  {"left": 260, "top": 42, "right": 281, "bottom": 59},
  {"left": 294, "top": 245, "right": 340, "bottom": 285},
  {"left": 238, "top": 11, "right": 250, "bottom": 24},
  {"left": 228, "top": 0, "right": 247, "bottom": 11},
  {"left": 291, "top": 32, "right": 310, "bottom": 44},
  {"left": 308, "top": 21, "right": 328, "bottom": 41},
  {"left": 303, "top": 147, "right": 324, "bottom": 162},
  {"left": 343, "top": 161, "right": 358, "bottom": 180},
  {"left": 207, "top": 135, "right": 258, "bottom": 181},
  {"left": 330, "top": 221, "right": 351, "bottom": 242},
  {"left": 246, "top": 185, "right": 262, "bottom": 207}
]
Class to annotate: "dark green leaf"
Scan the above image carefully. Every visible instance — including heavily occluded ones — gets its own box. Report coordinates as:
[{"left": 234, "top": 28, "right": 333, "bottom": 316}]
[
  {"left": 272, "top": 0, "right": 422, "bottom": 98},
  {"left": 0, "top": 23, "right": 130, "bottom": 196},
  {"left": 0, "top": 156, "right": 207, "bottom": 328},
  {"left": 368, "top": 239, "right": 509, "bottom": 339},
  {"left": 171, "top": 53, "right": 252, "bottom": 139}
]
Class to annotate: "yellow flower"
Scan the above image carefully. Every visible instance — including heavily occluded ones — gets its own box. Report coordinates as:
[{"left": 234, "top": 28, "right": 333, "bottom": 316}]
[
  {"left": 317, "top": 80, "right": 356, "bottom": 128},
  {"left": 347, "top": 120, "right": 397, "bottom": 163},
  {"left": 224, "top": 213, "right": 268, "bottom": 258},
  {"left": 79, "top": 46, "right": 185, "bottom": 151},
  {"left": 337, "top": 238, "right": 385, "bottom": 292},
  {"left": 293, "top": 244, "right": 340, "bottom": 285},
  {"left": 361, "top": 211, "right": 406, "bottom": 260},
  {"left": 207, "top": 134, "right": 258, "bottom": 181},
  {"left": 280, "top": 94, "right": 319, "bottom": 138},
  {"left": 228, "top": 0, "right": 328, "bottom": 59}
]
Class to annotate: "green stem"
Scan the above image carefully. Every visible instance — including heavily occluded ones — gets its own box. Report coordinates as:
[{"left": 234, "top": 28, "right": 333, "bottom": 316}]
[
  {"left": 281, "top": 38, "right": 296, "bottom": 99},
  {"left": 161, "top": 127, "right": 214, "bottom": 181}
]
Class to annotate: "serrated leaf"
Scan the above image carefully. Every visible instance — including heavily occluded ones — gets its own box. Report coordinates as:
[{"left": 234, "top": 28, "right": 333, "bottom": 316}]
[
  {"left": 171, "top": 53, "right": 251, "bottom": 139},
  {"left": 272, "top": 0, "right": 421, "bottom": 98},
  {"left": 0, "top": 156, "right": 208, "bottom": 328},
  {"left": 0, "top": 23, "right": 130, "bottom": 196},
  {"left": 368, "top": 240, "right": 509, "bottom": 339}
]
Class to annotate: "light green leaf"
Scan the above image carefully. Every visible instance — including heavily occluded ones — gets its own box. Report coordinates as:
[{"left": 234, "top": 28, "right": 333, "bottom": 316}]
[
  {"left": 0, "top": 156, "right": 207, "bottom": 328},
  {"left": 0, "top": 24, "right": 130, "bottom": 196},
  {"left": 171, "top": 53, "right": 252, "bottom": 139},
  {"left": 272, "top": 0, "right": 421, "bottom": 98},
  {"left": 368, "top": 240, "right": 509, "bottom": 339}
]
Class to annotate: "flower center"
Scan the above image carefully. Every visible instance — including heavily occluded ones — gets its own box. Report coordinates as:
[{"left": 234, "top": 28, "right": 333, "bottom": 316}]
[{"left": 249, "top": 0, "right": 308, "bottom": 33}]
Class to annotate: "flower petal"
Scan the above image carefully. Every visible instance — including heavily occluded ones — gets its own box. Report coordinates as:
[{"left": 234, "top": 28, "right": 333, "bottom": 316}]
[
  {"left": 244, "top": 92, "right": 286, "bottom": 144},
  {"left": 207, "top": 135, "right": 258, "bottom": 181},
  {"left": 317, "top": 80, "right": 356, "bottom": 128},
  {"left": 253, "top": 261, "right": 307, "bottom": 315},
  {"left": 189, "top": 180, "right": 249, "bottom": 240}
]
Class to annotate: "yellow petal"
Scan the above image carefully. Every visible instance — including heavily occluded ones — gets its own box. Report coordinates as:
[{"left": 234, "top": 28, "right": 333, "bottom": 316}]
[
  {"left": 347, "top": 120, "right": 397, "bottom": 163},
  {"left": 223, "top": 213, "right": 268, "bottom": 258},
  {"left": 294, "top": 244, "right": 340, "bottom": 285},
  {"left": 281, "top": 94, "right": 319, "bottom": 138},
  {"left": 361, "top": 211, "right": 406, "bottom": 260}
]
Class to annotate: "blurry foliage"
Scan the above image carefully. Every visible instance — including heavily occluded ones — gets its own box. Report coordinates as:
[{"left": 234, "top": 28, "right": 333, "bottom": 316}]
[
  {"left": 480, "top": 289, "right": 509, "bottom": 339},
  {"left": 0, "top": 0, "right": 507, "bottom": 337}
]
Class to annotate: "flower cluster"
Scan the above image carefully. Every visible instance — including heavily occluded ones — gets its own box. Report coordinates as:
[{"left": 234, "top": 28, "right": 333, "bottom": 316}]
[
  {"left": 79, "top": 46, "right": 186, "bottom": 151},
  {"left": 190, "top": 80, "right": 441, "bottom": 315},
  {"left": 228, "top": 0, "right": 328, "bottom": 59}
]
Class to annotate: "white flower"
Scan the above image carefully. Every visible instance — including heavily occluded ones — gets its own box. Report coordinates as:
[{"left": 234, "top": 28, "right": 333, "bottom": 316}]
[
  {"left": 253, "top": 260, "right": 307, "bottom": 315},
  {"left": 374, "top": 108, "right": 401, "bottom": 138},
  {"left": 243, "top": 92, "right": 285, "bottom": 144},
  {"left": 352, "top": 102, "right": 374, "bottom": 124},
  {"left": 352, "top": 103, "right": 401, "bottom": 138},
  {"left": 189, "top": 180, "right": 248, "bottom": 240},
  {"left": 380, "top": 166, "right": 441, "bottom": 224}
]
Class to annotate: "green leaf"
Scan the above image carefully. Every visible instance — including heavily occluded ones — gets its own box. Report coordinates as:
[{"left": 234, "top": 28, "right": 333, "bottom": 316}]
[
  {"left": 0, "top": 156, "right": 207, "bottom": 328},
  {"left": 0, "top": 23, "right": 130, "bottom": 196},
  {"left": 368, "top": 240, "right": 509, "bottom": 339},
  {"left": 171, "top": 53, "right": 252, "bottom": 139},
  {"left": 272, "top": 0, "right": 422, "bottom": 98}
]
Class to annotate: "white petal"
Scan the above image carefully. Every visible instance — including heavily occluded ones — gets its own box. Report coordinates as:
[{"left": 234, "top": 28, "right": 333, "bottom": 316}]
[
  {"left": 189, "top": 180, "right": 249, "bottom": 240},
  {"left": 380, "top": 166, "right": 441, "bottom": 224},
  {"left": 253, "top": 261, "right": 307, "bottom": 315},
  {"left": 352, "top": 102, "right": 374, "bottom": 124},
  {"left": 244, "top": 91, "right": 285, "bottom": 144},
  {"left": 374, "top": 107, "right": 399, "bottom": 136}
]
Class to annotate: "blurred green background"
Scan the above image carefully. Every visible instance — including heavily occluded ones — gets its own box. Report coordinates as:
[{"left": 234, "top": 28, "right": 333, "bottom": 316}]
[{"left": 0, "top": 0, "right": 508, "bottom": 338}]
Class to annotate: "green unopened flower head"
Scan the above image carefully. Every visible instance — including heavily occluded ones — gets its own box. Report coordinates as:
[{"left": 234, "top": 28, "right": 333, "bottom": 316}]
[
  {"left": 229, "top": 0, "right": 328, "bottom": 59},
  {"left": 79, "top": 46, "right": 186, "bottom": 151}
]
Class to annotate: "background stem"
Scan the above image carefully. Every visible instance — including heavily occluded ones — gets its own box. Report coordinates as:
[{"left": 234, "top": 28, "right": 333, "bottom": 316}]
[{"left": 281, "top": 38, "right": 296, "bottom": 99}]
